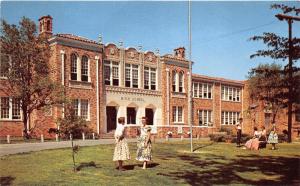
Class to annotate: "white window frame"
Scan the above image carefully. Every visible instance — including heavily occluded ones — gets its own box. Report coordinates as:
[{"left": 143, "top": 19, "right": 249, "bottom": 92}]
[
  {"left": 125, "top": 63, "right": 139, "bottom": 88},
  {"left": 144, "top": 66, "right": 156, "bottom": 90},
  {"left": 0, "top": 97, "right": 22, "bottom": 121},
  {"left": 221, "top": 111, "right": 240, "bottom": 125},
  {"left": 193, "top": 82, "right": 213, "bottom": 99},
  {"left": 72, "top": 99, "right": 90, "bottom": 121},
  {"left": 173, "top": 106, "right": 184, "bottom": 123},
  {"left": 198, "top": 110, "right": 213, "bottom": 127},
  {"left": 221, "top": 85, "right": 241, "bottom": 102},
  {"left": 104, "top": 60, "right": 119, "bottom": 86}
]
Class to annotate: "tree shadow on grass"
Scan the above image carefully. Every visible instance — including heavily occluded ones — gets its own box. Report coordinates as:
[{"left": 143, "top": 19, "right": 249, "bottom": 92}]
[
  {"left": 157, "top": 154, "right": 300, "bottom": 185},
  {"left": 193, "top": 142, "right": 214, "bottom": 151},
  {"left": 76, "top": 161, "right": 101, "bottom": 171},
  {"left": 0, "top": 176, "right": 15, "bottom": 186}
]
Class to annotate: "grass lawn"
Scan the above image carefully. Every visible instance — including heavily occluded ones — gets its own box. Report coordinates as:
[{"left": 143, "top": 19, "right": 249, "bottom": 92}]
[{"left": 0, "top": 141, "right": 299, "bottom": 185}]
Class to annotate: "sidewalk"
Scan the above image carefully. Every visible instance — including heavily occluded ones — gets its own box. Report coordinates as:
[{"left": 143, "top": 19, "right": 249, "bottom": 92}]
[{"left": 0, "top": 138, "right": 206, "bottom": 157}]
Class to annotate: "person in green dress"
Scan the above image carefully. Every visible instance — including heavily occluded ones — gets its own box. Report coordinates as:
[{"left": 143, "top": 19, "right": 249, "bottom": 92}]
[{"left": 136, "top": 117, "right": 152, "bottom": 169}]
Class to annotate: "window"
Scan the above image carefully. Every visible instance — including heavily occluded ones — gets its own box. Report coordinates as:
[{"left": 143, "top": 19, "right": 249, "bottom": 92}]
[
  {"left": 193, "top": 83, "right": 198, "bottom": 97},
  {"left": 0, "top": 54, "right": 10, "bottom": 78},
  {"left": 125, "top": 64, "right": 131, "bottom": 87},
  {"left": 221, "top": 111, "right": 240, "bottom": 125},
  {"left": 173, "top": 106, "right": 183, "bottom": 123},
  {"left": 127, "top": 107, "right": 136, "bottom": 124},
  {"left": 193, "top": 82, "right": 213, "bottom": 99},
  {"left": 81, "top": 56, "right": 89, "bottom": 82},
  {"left": 144, "top": 67, "right": 149, "bottom": 89},
  {"left": 70, "top": 54, "right": 77, "bottom": 80},
  {"left": 125, "top": 64, "right": 139, "bottom": 88},
  {"left": 179, "top": 72, "right": 184, "bottom": 92},
  {"left": 71, "top": 99, "right": 89, "bottom": 120},
  {"left": 104, "top": 61, "right": 111, "bottom": 85},
  {"left": 132, "top": 65, "right": 138, "bottom": 88},
  {"left": 199, "top": 110, "right": 213, "bottom": 127},
  {"left": 104, "top": 60, "right": 119, "bottom": 86},
  {"left": 172, "top": 71, "right": 176, "bottom": 92},
  {"left": 0, "top": 97, "right": 9, "bottom": 119},
  {"left": 12, "top": 98, "right": 21, "bottom": 119},
  {"left": 150, "top": 68, "right": 156, "bottom": 90},
  {"left": 0, "top": 97, "right": 21, "bottom": 120},
  {"left": 112, "top": 62, "right": 119, "bottom": 86},
  {"left": 296, "top": 110, "right": 300, "bottom": 122},
  {"left": 80, "top": 99, "right": 89, "bottom": 119},
  {"left": 221, "top": 85, "right": 241, "bottom": 102},
  {"left": 144, "top": 67, "right": 156, "bottom": 90}
]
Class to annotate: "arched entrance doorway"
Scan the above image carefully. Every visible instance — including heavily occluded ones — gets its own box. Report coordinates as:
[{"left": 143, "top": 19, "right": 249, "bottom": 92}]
[{"left": 106, "top": 101, "right": 119, "bottom": 133}]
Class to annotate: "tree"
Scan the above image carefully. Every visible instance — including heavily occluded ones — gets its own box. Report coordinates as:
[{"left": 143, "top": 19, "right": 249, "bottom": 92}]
[
  {"left": 56, "top": 104, "right": 92, "bottom": 172},
  {"left": 248, "top": 63, "right": 286, "bottom": 125},
  {"left": 249, "top": 4, "right": 300, "bottom": 142},
  {"left": 0, "top": 17, "right": 64, "bottom": 138}
]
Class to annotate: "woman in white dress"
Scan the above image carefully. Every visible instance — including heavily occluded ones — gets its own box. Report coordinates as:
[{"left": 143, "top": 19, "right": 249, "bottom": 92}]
[{"left": 113, "top": 117, "right": 130, "bottom": 171}]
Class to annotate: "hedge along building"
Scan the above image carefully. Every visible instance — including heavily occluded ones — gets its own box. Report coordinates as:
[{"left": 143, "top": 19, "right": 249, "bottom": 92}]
[{"left": 1, "top": 16, "right": 299, "bottom": 139}]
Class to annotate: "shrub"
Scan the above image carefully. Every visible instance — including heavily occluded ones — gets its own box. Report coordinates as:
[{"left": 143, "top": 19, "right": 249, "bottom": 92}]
[{"left": 209, "top": 134, "right": 226, "bottom": 142}]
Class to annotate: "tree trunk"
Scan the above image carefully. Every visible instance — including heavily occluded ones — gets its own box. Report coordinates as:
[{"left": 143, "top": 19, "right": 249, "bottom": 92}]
[{"left": 22, "top": 108, "right": 30, "bottom": 139}]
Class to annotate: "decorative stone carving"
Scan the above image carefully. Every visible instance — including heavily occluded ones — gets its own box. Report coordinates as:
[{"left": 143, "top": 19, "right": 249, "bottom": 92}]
[
  {"left": 110, "top": 48, "right": 115, "bottom": 55},
  {"left": 148, "top": 55, "right": 153, "bottom": 62},
  {"left": 129, "top": 51, "right": 135, "bottom": 58}
]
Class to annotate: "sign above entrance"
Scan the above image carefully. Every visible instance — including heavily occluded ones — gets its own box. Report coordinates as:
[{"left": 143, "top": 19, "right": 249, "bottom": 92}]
[{"left": 121, "top": 97, "right": 145, "bottom": 102}]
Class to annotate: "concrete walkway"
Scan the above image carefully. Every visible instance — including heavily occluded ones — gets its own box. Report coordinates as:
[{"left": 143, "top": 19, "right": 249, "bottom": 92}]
[{"left": 0, "top": 138, "right": 204, "bottom": 157}]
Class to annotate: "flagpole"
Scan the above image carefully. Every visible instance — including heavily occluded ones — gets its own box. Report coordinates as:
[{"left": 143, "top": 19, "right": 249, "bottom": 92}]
[{"left": 188, "top": 0, "right": 193, "bottom": 152}]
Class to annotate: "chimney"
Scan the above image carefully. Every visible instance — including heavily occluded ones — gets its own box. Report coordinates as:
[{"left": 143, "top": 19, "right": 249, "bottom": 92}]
[
  {"left": 38, "top": 15, "right": 53, "bottom": 37},
  {"left": 174, "top": 47, "right": 185, "bottom": 59}
]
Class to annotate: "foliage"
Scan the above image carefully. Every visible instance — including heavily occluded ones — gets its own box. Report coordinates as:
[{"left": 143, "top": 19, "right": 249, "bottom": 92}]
[
  {"left": 248, "top": 4, "right": 300, "bottom": 142},
  {"left": 0, "top": 17, "right": 64, "bottom": 138},
  {"left": 56, "top": 104, "right": 92, "bottom": 172}
]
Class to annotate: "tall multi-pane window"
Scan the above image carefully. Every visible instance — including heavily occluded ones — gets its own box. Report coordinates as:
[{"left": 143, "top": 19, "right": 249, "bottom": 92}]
[
  {"left": 150, "top": 68, "right": 156, "bottom": 90},
  {"left": 173, "top": 106, "right": 183, "bottom": 123},
  {"left": 193, "top": 83, "right": 198, "bottom": 97},
  {"left": 125, "top": 64, "right": 139, "bottom": 88},
  {"left": 144, "top": 67, "right": 149, "bottom": 89},
  {"left": 0, "top": 55, "right": 9, "bottom": 78},
  {"left": 0, "top": 97, "right": 21, "bottom": 120},
  {"left": 199, "top": 110, "right": 213, "bottom": 127},
  {"left": 0, "top": 97, "right": 9, "bottom": 119},
  {"left": 221, "top": 85, "right": 241, "bottom": 102},
  {"left": 81, "top": 56, "right": 89, "bottom": 82},
  {"left": 112, "top": 62, "right": 119, "bottom": 86},
  {"left": 80, "top": 99, "right": 89, "bottom": 119},
  {"left": 72, "top": 99, "right": 89, "bottom": 120},
  {"left": 104, "top": 61, "right": 111, "bottom": 85},
  {"left": 172, "top": 71, "right": 176, "bottom": 92},
  {"left": 221, "top": 111, "right": 240, "bottom": 125},
  {"left": 12, "top": 98, "right": 21, "bottom": 119},
  {"left": 144, "top": 67, "right": 156, "bottom": 90},
  {"left": 125, "top": 64, "right": 131, "bottom": 87},
  {"left": 179, "top": 72, "right": 184, "bottom": 92},
  {"left": 70, "top": 53, "right": 77, "bottom": 81},
  {"left": 132, "top": 65, "right": 139, "bottom": 88},
  {"left": 193, "top": 82, "right": 213, "bottom": 99},
  {"left": 72, "top": 99, "right": 79, "bottom": 116},
  {"left": 104, "top": 61, "right": 119, "bottom": 86}
]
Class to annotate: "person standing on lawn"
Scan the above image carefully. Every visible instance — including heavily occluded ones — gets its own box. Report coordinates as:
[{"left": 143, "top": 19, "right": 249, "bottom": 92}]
[
  {"left": 136, "top": 117, "right": 152, "bottom": 169},
  {"left": 268, "top": 124, "right": 278, "bottom": 150},
  {"left": 113, "top": 117, "right": 130, "bottom": 171},
  {"left": 236, "top": 118, "right": 243, "bottom": 147}
]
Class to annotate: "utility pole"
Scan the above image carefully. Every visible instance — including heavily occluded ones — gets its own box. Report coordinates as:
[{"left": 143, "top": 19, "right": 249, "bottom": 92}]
[
  {"left": 275, "top": 14, "right": 300, "bottom": 143},
  {"left": 188, "top": 0, "right": 193, "bottom": 152}
]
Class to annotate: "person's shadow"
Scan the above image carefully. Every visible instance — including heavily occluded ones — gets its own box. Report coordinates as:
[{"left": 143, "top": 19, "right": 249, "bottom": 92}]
[{"left": 121, "top": 163, "right": 160, "bottom": 170}]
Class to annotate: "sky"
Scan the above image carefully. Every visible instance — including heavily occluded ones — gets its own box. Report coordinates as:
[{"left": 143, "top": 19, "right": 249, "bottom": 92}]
[{"left": 1, "top": 1, "right": 299, "bottom": 80}]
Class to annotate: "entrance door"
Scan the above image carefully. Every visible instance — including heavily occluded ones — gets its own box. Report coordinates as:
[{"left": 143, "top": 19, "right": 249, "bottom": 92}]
[
  {"left": 145, "top": 108, "right": 154, "bottom": 125},
  {"left": 106, "top": 106, "right": 117, "bottom": 132},
  {"left": 127, "top": 107, "right": 136, "bottom": 124}
]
